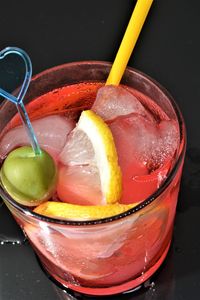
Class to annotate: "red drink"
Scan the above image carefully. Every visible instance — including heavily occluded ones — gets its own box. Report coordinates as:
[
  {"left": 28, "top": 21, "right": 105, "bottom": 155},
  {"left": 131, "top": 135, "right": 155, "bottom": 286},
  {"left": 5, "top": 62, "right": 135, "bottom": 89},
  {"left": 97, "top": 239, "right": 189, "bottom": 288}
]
[{"left": 0, "top": 62, "right": 186, "bottom": 296}]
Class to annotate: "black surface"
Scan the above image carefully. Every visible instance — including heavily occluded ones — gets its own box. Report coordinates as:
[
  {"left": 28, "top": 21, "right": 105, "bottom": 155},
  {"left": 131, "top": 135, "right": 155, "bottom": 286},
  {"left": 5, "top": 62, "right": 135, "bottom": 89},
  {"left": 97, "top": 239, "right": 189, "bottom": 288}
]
[
  {"left": 0, "top": 0, "right": 200, "bottom": 299},
  {"left": 0, "top": 201, "right": 25, "bottom": 244}
]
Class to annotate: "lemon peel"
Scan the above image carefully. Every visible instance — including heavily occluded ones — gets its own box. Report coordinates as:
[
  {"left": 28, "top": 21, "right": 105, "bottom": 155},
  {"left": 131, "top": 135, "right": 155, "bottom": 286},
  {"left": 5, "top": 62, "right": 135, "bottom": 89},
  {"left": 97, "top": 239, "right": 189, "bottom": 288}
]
[{"left": 34, "top": 201, "right": 137, "bottom": 221}]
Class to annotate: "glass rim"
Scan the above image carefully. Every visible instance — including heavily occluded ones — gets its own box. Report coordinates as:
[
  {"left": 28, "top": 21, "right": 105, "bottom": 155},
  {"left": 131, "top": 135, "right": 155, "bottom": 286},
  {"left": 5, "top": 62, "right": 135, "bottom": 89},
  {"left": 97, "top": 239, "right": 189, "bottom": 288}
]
[{"left": 0, "top": 61, "right": 186, "bottom": 226}]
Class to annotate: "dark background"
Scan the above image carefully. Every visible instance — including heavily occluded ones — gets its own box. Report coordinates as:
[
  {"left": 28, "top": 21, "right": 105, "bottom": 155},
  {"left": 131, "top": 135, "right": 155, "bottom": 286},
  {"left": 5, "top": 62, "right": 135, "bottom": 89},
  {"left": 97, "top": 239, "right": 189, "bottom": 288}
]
[{"left": 0, "top": 0, "right": 200, "bottom": 299}]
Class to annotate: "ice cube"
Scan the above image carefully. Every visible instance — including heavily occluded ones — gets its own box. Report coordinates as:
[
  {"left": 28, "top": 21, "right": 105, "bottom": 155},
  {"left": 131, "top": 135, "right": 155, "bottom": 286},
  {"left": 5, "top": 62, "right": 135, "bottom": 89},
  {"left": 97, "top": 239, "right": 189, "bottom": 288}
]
[
  {"left": 59, "top": 128, "right": 95, "bottom": 166},
  {"left": 0, "top": 115, "right": 75, "bottom": 159},
  {"left": 109, "top": 113, "right": 179, "bottom": 202},
  {"left": 57, "top": 164, "right": 102, "bottom": 206},
  {"left": 109, "top": 113, "right": 154, "bottom": 173},
  {"left": 110, "top": 113, "right": 179, "bottom": 172},
  {"left": 92, "top": 85, "right": 153, "bottom": 121},
  {"left": 25, "top": 214, "right": 138, "bottom": 284}
]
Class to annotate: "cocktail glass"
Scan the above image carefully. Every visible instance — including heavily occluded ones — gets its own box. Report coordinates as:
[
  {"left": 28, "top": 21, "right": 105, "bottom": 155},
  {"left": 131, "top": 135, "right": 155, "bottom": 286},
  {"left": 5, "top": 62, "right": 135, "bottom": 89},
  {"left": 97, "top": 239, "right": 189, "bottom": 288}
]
[{"left": 0, "top": 61, "right": 186, "bottom": 296}]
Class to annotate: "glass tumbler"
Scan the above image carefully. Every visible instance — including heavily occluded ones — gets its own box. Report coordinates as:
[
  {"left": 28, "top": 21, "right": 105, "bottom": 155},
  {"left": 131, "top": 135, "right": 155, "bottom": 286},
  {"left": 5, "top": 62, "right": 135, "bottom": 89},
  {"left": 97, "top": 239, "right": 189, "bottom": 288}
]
[{"left": 0, "top": 62, "right": 186, "bottom": 296}]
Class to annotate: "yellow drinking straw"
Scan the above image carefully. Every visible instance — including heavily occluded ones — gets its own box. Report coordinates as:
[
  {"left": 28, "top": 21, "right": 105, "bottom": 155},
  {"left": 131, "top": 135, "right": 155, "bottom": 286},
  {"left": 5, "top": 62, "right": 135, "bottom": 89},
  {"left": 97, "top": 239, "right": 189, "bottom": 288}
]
[{"left": 106, "top": 0, "right": 153, "bottom": 86}]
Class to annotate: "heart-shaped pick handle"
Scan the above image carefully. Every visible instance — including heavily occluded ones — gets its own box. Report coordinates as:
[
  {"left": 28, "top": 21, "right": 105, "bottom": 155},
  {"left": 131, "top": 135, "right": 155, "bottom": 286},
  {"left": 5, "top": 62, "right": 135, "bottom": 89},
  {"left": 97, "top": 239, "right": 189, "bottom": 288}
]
[
  {"left": 0, "top": 47, "right": 32, "bottom": 104},
  {"left": 0, "top": 47, "right": 41, "bottom": 155}
]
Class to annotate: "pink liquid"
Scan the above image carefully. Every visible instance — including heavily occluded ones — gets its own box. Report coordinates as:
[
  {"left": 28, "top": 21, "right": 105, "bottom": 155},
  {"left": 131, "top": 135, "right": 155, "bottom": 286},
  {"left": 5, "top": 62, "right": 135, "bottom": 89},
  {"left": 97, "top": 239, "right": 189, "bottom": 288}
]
[{"left": 4, "top": 82, "right": 179, "bottom": 205}]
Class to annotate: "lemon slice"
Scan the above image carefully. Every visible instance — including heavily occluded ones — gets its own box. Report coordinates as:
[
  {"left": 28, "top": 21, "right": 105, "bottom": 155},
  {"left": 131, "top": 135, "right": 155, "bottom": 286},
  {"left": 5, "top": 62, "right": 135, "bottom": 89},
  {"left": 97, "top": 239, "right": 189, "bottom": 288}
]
[
  {"left": 34, "top": 201, "right": 137, "bottom": 221},
  {"left": 60, "top": 110, "right": 122, "bottom": 204}
]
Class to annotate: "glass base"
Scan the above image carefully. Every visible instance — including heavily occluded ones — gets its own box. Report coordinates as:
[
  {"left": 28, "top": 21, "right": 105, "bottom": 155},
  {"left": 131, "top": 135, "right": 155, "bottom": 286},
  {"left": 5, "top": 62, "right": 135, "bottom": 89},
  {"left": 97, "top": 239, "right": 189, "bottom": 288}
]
[{"left": 36, "top": 240, "right": 171, "bottom": 298}]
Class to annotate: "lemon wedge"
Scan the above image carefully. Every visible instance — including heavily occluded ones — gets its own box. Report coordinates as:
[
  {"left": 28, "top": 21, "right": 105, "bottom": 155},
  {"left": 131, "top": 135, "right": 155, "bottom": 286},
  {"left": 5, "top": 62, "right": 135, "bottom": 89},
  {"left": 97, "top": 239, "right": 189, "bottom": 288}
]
[
  {"left": 34, "top": 201, "right": 137, "bottom": 221},
  {"left": 59, "top": 110, "right": 122, "bottom": 204}
]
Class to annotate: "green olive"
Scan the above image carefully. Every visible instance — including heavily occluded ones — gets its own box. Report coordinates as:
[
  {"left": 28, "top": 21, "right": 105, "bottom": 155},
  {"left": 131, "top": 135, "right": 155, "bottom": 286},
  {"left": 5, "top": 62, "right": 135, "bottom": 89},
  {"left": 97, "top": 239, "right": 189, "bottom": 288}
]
[{"left": 0, "top": 146, "right": 57, "bottom": 206}]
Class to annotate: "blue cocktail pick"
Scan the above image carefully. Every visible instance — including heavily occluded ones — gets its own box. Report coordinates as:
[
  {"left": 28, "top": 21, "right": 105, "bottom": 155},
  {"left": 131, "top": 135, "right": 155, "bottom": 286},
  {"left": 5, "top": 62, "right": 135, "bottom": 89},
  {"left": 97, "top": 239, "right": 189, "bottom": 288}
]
[{"left": 0, "top": 47, "right": 41, "bottom": 156}]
